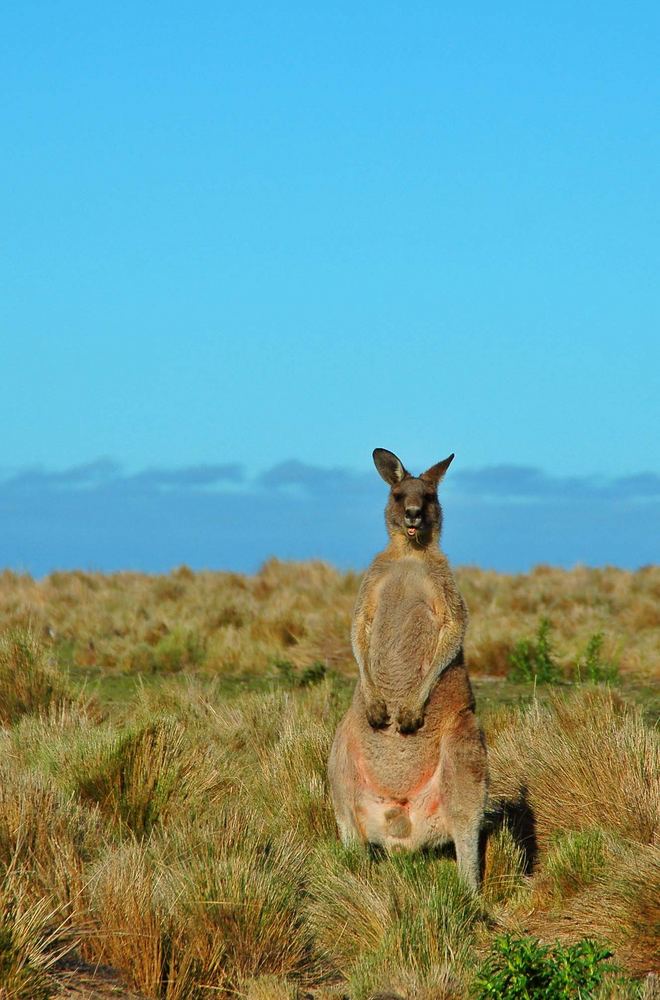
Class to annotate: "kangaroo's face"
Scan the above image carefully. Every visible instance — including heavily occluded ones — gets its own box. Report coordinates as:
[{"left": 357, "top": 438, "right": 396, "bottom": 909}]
[
  {"left": 388, "top": 475, "right": 441, "bottom": 544},
  {"left": 373, "top": 448, "right": 455, "bottom": 547}
]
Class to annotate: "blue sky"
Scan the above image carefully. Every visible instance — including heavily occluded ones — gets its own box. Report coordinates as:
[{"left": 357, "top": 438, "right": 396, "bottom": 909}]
[{"left": 2, "top": 2, "right": 658, "bottom": 574}]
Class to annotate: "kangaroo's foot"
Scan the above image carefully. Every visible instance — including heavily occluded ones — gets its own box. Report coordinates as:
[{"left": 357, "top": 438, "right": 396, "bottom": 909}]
[
  {"left": 396, "top": 701, "right": 425, "bottom": 734},
  {"left": 365, "top": 695, "right": 390, "bottom": 729}
]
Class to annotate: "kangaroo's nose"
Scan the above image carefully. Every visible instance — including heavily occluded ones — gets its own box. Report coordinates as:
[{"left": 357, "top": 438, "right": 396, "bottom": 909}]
[{"left": 405, "top": 506, "right": 422, "bottom": 525}]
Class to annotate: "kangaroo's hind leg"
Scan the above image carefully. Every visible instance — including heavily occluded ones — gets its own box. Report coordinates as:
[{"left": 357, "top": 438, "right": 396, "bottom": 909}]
[
  {"left": 438, "top": 710, "right": 488, "bottom": 890},
  {"left": 328, "top": 715, "right": 363, "bottom": 846}
]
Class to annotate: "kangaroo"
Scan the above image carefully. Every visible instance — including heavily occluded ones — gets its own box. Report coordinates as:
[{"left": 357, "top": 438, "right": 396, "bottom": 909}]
[{"left": 328, "top": 448, "right": 488, "bottom": 888}]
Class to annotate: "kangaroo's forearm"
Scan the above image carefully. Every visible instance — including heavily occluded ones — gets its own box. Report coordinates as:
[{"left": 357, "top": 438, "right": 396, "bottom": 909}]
[
  {"left": 415, "top": 618, "right": 465, "bottom": 704},
  {"left": 352, "top": 608, "right": 390, "bottom": 727},
  {"left": 351, "top": 616, "right": 373, "bottom": 688}
]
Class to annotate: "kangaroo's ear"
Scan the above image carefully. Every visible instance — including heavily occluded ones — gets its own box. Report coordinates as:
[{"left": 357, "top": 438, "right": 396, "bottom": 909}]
[
  {"left": 421, "top": 453, "right": 455, "bottom": 488},
  {"left": 373, "top": 448, "right": 409, "bottom": 486}
]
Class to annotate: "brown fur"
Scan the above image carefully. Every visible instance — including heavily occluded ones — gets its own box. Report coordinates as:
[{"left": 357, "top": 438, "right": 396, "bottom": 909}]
[{"left": 328, "top": 449, "right": 488, "bottom": 888}]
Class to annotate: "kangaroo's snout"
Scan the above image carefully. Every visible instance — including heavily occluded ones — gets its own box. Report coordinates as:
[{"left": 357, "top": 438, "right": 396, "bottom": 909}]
[{"left": 404, "top": 506, "right": 422, "bottom": 526}]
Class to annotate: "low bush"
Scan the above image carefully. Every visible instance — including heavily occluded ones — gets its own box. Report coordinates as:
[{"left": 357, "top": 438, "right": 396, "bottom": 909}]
[
  {"left": 473, "top": 934, "right": 621, "bottom": 999},
  {"left": 576, "top": 632, "right": 620, "bottom": 684},
  {"left": 271, "top": 658, "right": 328, "bottom": 688},
  {"left": 508, "top": 618, "right": 562, "bottom": 684}
]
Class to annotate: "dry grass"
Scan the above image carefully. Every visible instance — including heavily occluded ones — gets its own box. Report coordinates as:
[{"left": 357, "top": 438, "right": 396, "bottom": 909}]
[
  {"left": 0, "top": 866, "right": 73, "bottom": 1000},
  {"left": 487, "top": 689, "right": 659, "bottom": 850},
  {"left": 0, "top": 628, "right": 76, "bottom": 725},
  {"left": 83, "top": 817, "right": 312, "bottom": 999},
  {"left": 484, "top": 690, "right": 659, "bottom": 981},
  {"left": 306, "top": 847, "right": 481, "bottom": 1000},
  {"left": 0, "top": 562, "right": 657, "bottom": 686},
  {"left": 0, "top": 563, "right": 657, "bottom": 998}
]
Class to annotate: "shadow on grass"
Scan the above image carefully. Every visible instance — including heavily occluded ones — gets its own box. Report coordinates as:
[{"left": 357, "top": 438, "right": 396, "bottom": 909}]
[
  {"left": 484, "top": 784, "right": 538, "bottom": 875},
  {"left": 365, "top": 840, "right": 461, "bottom": 865}
]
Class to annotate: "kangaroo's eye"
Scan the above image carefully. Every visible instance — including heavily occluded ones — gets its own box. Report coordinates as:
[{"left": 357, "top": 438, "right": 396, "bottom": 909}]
[
  {"left": 424, "top": 493, "right": 436, "bottom": 501},
  {"left": 392, "top": 491, "right": 403, "bottom": 501}
]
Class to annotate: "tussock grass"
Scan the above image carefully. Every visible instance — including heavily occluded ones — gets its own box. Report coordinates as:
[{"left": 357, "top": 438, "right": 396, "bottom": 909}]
[
  {"left": 11, "top": 713, "right": 232, "bottom": 838},
  {"left": 85, "top": 814, "right": 312, "bottom": 999},
  {"left": 0, "top": 869, "right": 72, "bottom": 999},
  {"left": 481, "top": 824, "right": 530, "bottom": 905},
  {"left": 307, "top": 847, "right": 481, "bottom": 1000},
  {"left": 543, "top": 840, "right": 660, "bottom": 977},
  {"left": 488, "top": 688, "right": 659, "bottom": 849},
  {"left": 240, "top": 975, "right": 303, "bottom": 1000},
  {"left": 0, "top": 627, "right": 74, "bottom": 725},
  {"left": 0, "top": 568, "right": 657, "bottom": 997},
  {"left": 486, "top": 688, "right": 659, "bottom": 979},
  {"left": 257, "top": 718, "right": 336, "bottom": 840},
  {"left": 0, "top": 761, "right": 99, "bottom": 932}
]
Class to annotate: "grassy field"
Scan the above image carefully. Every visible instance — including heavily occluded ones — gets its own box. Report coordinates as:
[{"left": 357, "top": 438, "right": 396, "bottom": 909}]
[{"left": 0, "top": 561, "right": 658, "bottom": 998}]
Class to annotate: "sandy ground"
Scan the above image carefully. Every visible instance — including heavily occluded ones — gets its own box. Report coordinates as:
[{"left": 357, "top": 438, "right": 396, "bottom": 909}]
[{"left": 53, "top": 958, "right": 147, "bottom": 999}]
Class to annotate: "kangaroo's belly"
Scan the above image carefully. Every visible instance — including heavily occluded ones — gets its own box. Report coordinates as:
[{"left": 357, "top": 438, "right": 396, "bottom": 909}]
[
  {"left": 347, "top": 664, "right": 475, "bottom": 835},
  {"left": 349, "top": 726, "right": 451, "bottom": 850},
  {"left": 352, "top": 691, "right": 443, "bottom": 797}
]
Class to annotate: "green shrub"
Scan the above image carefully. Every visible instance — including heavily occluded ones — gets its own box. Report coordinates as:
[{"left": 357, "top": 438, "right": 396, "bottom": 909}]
[
  {"left": 508, "top": 618, "right": 562, "bottom": 684},
  {"left": 576, "top": 632, "right": 619, "bottom": 684},
  {"left": 271, "top": 658, "right": 327, "bottom": 688},
  {"left": 272, "top": 657, "right": 297, "bottom": 686},
  {"left": 473, "top": 934, "right": 619, "bottom": 999},
  {"left": 298, "top": 661, "right": 327, "bottom": 687}
]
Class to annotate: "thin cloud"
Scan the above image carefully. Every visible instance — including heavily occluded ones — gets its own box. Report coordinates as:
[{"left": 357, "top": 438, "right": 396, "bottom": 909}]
[
  {"left": 612, "top": 473, "right": 660, "bottom": 499},
  {"left": 2, "top": 460, "right": 659, "bottom": 503},
  {"left": 259, "top": 461, "right": 660, "bottom": 503},
  {"left": 449, "top": 466, "right": 660, "bottom": 502},
  {"left": 2, "top": 461, "right": 244, "bottom": 493},
  {"left": 4, "top": 459, "right": 121, "bottom": 490},
  {"left": 125, "top": 464, "right": 244, "bottom": 488},
  {"left": 0, "top": 458, "right": 658, "bottom": 576},
  {"left": 258, "top": 460, "right": 373, "bottom": 495}
]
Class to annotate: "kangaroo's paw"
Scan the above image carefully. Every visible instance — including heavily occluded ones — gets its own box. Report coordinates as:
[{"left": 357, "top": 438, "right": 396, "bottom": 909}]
[
  {"left": 396, "top": 702, "right": 425, "bottom": 734},
  {"left": 365, "top": 697, "right": 390, "bottom": 729}
]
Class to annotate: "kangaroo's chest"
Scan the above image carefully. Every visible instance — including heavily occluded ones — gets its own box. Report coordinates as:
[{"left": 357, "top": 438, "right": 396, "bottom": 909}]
[
  {"left": 367, "top": 562, "right": 445, "bottom": 696},
  {"left": 369, "top": 563, "right": 440, "bottom": 637}
]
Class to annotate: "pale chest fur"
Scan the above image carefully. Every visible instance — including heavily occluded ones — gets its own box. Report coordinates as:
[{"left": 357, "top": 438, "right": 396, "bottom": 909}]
[{"left": 366, "top": 557, "right": 449, "bottom": 702}]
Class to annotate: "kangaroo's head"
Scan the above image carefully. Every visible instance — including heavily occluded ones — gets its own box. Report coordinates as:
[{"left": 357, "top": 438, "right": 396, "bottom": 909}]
[{"left": 372, "top": 448, "right": 454, "bottom": 548}]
